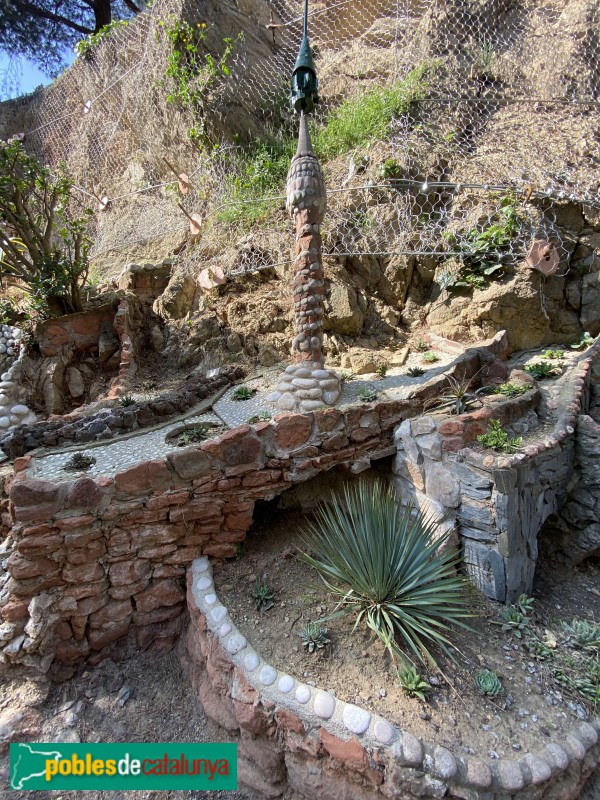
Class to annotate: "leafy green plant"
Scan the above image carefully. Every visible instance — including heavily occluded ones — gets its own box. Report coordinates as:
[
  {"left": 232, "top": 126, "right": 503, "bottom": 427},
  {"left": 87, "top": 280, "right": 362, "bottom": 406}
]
[
  {"left": 376, "top": 363, "right": 389, "bottom": 378},
  {"left": 440, "top": 194, "right": 522, "bottom": 291},
  {"left": 561, "top": 619, "right": 600, "bottom": 652},
  {"left": 63, "top": 452, "right": 96, "bottom": 472},
  {"left": 377, "top": 159, "right": 403, "bottom": 182},
  {"left": 74, "top": 20, "right": 128, "bottom": 60},
  {"left": 0, "top": 141, "right": 93, "bottom": 316},
  {"left": 553, "top": 662, "right": 600, "bottom": 707},
  {"left": 158, "top": 17, "right": 240, "bottom": 145},
  {"left": 231, "top": 386, "right": 255, "bottom": 401},
  {"left": 118, "top": 395, "right": 136, "bottom": 407},
  {"left": 251, "top": 577, "right": 275, "bottom": 611},
  {"left": 397, "top": 662, "right": 430, "bottom": 700},
  {"left": 475, "top": 669, "right": 503, "bottom": 697},
  {"left": 299, "top": 480, "right": 473, "bottom": 667},
  {"left": 570, "top": 332, "right": 594, "bottom": 350},
  {"left": 300, "top": 622, "right": 330, "bottom": 653},
  {"left": 501, "top": 594, "right": 534, "bottom": 638},
  {"left": 413, "top": 338, "right": 430, "bottom": 352},
  {"left": 543, "top": 349, "right": 564, "bottom": 360},
  {"left": 313, "top": 64, "right": 433, "bottom": 160},
  {"left": 422, "top": 351, "right": 439, "bottom": 364},
  {"left": 179, "top": 425, "right": 208, "bottom": 445},
  {"left": 406, "top": 366, "right": 426, "bottom": 377},
  {"left": 526, "top": 636, "right": 553, "bottom": 660},
  {"left": 430, "top": 373, "right": 485, "bottom": 415},
  {"left": 493, "top": 382, "right": 530, "bottom": 398},
  {"left": 356, "top": 387, "right": 378, "bottom": 403},
  {"left": 477, "top": 419, "right": 522, "bottom": 453},
  {"left": 248, "top": 411, "right": 272, "bottom": 423},
  {"left": 524, "top": 361, "right": 561, "bottom": 380}
]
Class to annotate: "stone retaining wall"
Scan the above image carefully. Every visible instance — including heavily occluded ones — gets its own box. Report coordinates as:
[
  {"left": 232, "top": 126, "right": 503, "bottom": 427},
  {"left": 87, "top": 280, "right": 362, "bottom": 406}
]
[{"left": 185, "top": 558, "right": 600, "bottom": 800}]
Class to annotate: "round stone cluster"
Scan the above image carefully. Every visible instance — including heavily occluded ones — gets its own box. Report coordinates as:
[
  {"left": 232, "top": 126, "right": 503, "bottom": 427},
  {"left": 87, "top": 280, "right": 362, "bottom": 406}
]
[
  {"left": 0, "top": 324, "right": 21, "bottom": 357},
  {"left": 268, "top": 362, "right": 341, "bottom": 412}
]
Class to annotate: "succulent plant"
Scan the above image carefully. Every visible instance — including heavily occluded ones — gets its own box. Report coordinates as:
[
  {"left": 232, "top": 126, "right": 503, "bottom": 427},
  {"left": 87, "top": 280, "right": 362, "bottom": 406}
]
[
  {"left": 300, "top": 622, "right": 330, "bottom": 653},
  {"left": 357, "top": 387, "right": 378, "bottom": 403},
  {"left": 475, "top": 669, "right": 503, "bottom": 697},
  {"left": 118, "top": 394, "right": 136, "bottom": 406},
  {"left": 63, "top": 452, "right": 96, "bottom": 472},
  {"left": 397, "top": 663, "right": 430, "bottom": 700},
  {"left": 232, "top": 386, "right": 255, "bottom": 401},
  {"left": 406, "top": 366, "right": 426, "bottom": 377},
  {"left": 250, "top": 576, "right": 275, "bottom": 611},
  {"left": 561, "top": 619, "right": 600, "bottom": 652}
]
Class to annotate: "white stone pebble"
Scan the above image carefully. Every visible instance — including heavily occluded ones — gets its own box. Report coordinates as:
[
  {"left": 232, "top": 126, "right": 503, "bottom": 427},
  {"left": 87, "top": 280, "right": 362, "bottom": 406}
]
[
  {"left": 0, "top": 417, "right": 10, "bottom": 429},
  {"left": 374, "top": 719, "right": 395, "bottom": 744},
  {"left": 204, "top": 593, "right": 217, "bottom": 606},
  {"left": 196, "top": 576, "right": 212, "bottom": 591},
  {"left": 295, "top": 684, "right": 311, "bottom": 704},
  {"left": 209, "top": 605, "right": 227, "bottom": 623},
  {"left": 10, "top": 405, "right": 28, "bottom": 415},
  {"left": 342, "top": 703, "right": 371, "bottom": 734},
  {"left": 259, "top": 665, "right": 277, "bottom": 686},
  {"left": 243, "top": 652, "right": 260, "bottom": 672},
  {"left": 313, "top": 690, "right": 336, "bottom": 719},
  {"left": 225, "top": 634, "right": 247, "bottom": 655},
  {"left": 278, "top": 675, "right": 294, "bottom": 694},
  {"left": 219, "top": 623, "right": 232, "bottom": 637}
]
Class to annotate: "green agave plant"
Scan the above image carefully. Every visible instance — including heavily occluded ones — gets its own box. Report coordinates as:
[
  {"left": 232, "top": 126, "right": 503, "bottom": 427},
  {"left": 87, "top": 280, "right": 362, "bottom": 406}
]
[
  {"left": 300, "top": 622, "right": 330, "bottom": 653},
  {"left": 561, "top": 619, "right": 600, "bottom": 652},
  {"left": 475, "top": 669, "right": 503, "bottom": 697},
  {"left": 299, "top": 480, "right": 474, "bottom": 667}
]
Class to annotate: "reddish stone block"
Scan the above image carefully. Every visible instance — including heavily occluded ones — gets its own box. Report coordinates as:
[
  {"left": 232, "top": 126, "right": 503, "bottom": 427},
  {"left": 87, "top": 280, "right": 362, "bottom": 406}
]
[
  {"left": 203, "top": 543, "right": 236, "bottom": 558},
  {"left": 88, "top": 618, "right": 131, "bottom": 650},
  {"left": 238, "top": 732, "right": 284, "bottom": 775},
  {"left": 54, "top": 515, "right": 97, "bottom": 531},
  {"left": 133, "top": 603, "right": 184, "bottom": 627},
  {"left": 217, "top": 478, "right": 241, "bottom": 491},
  {"left": 18, "top": 533, "right": 64, "bottom": 557},
  {"left": 66, "top": 538, "right": 107, "bottom": 564},
  {"left": 55, "top": 638, "right": 90, "bottom": 663},
  {"left": 135, "top": 612, "right": 184, "bottom": 650},
  {"left": 109, "top": 559, "right": 150, "bottom": 587},
  {"left": 75, "top": 594, "right": 108, "bottom": 616},
  {"left": 65, "top": 478, "right": 105, "bottom": 509},
  {"left": 114, "top": 460, "right": 173, "bottom": 495},
  {"left": 10, "top": 479, "right": 61, "bottom": 507},
  {"left": 19, "top": 523, "right": 55, "bottom": 538},
  {"left": 64, "top": 578, "right": 109, "bottom": 601},
  {"left": 212, "top": 530, "right": 245, "bottom": 544},
  {"left": 7, "top": 552, "right": 58, "bottom": 580},
  {"left": 314, "top": 407, "right": 344, "bottom": 433},
  {"left": 241, "top": 471, "right": 281, "bottom": 488},
  {"left": 441, "top": 437, "right": 465, "bottom": 453},
  {"left": 438, "top": 419, "right": 464, "bottom": 437},
  {"left": 13, "top": 502, "right": 62, "bottom": 523},
  {"left": 193, "top": 479, "right": 220, "bottom": 494},
  {"left": 137, "top": 543, "right": 178, "bottom": 559},
  {"left": 169, "top": 501, "right": 223, "bottom": 524},
  {"left": 153, "top": 564, "right": 185, "bottom": 579},
  {"left": 63, "top": 560, "right": 104, "bottom": 583},
  {"left": 1, "top": 596, "right": 31, "bottom": 622},
  {"left": 55, "top": 620, "right": 73, "bottom": 640},
  {"left": 70, "top": 614, "right": 88, "bottom": 640},
  {"left": 322, "top": 433, "right": 350, "bottom": 452},
  {"left": 134, "top": 579, "right": 185, "bottom": 614},
  {"left": 102, "top": 499, "right": 145, "bottom": 520},
  {"left": 7, "top": 571, "right": 63, "bottom": 596},
  {"left": 274, "top": 413, "right": 313, "bottom": 450},
  {"left": 203, "top": 426, "right": 262, "bottom": 469},
  {"left": 166, "top": 448, "right": 212, "bottom": 481},
  {"left": 107, "top": 529, "right": 134, "bottom": 557},
  {"left": 129, "top": 523, "right": 186, "bottom": 549},
  {"left": 350, "top": 427, "right": 378, "bottom": 444},
  {"left": 163, "top": 546, "right": 205, "bottom": 564},
  {"left": 109, "top": 579, "right": 149, "bottom": 600},
  {"left": 275, "top": 708, "right": 305, "bottom": 735},
  {"left": 63, "top": 528, "right": 103, "bottom": 547},
  {"left": 225, "top": 511, "right": 254, "bottom": 531},
  {"left": 89, "top": 599, "right": 132, "bottom": 628},
  {"left": 13, "top": 456, "right": 32, "bottom": 473},
  {"left": 198, "top": 678, "right": 239, "bottom": 733},
  {"left": 118, "top": 508, "right": 169, "bottom": 526},
  {"left": 146, "top": 490, "right": 191, "bottom": 510}
]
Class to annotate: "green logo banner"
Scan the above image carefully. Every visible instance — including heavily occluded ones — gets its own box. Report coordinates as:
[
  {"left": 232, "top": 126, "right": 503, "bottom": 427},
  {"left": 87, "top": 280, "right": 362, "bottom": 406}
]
[{"left": 10, "top": 742, "right": 237, "bottom": 791}]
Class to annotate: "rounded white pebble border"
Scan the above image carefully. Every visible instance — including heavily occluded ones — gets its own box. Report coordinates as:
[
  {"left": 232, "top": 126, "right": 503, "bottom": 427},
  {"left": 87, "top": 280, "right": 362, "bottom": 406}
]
[{"left": 190, "top": 557, "right": 599, "bottom": 797}]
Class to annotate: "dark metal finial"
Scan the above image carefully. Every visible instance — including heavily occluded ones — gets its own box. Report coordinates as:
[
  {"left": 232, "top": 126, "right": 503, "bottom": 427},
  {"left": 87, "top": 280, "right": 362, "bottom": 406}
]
[{"left": 290, "top": 0, "right": 319, "bottom": 115}]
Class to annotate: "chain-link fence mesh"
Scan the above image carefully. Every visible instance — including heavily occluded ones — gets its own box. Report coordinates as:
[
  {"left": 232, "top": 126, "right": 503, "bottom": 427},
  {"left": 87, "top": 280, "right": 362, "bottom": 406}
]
[{"left": 5, "top": 0, "right": 599, "bottom": 280}]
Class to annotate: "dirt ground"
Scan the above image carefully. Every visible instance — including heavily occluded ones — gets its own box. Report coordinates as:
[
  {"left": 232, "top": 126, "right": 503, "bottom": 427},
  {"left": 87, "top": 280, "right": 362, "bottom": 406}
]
[{"left": 216, "top": 505, "right": 600, "bottom": 771}]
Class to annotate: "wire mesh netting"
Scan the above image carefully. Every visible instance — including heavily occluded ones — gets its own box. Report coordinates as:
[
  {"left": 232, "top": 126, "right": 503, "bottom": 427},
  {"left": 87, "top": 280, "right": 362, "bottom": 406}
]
[{"left": 4, "top": 0, "right": 599, "bottom": 281}]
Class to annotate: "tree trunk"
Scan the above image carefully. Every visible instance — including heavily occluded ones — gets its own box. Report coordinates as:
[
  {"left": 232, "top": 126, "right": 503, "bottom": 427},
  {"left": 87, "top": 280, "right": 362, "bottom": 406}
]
[{"left": 92, "top": 0, "right": 112, "bottom": 33}]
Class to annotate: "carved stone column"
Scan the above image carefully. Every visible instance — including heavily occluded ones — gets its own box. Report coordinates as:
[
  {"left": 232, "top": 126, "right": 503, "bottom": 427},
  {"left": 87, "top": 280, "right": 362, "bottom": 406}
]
[{"left": 269, "top": 115, "right": 341, "bottom": 413}]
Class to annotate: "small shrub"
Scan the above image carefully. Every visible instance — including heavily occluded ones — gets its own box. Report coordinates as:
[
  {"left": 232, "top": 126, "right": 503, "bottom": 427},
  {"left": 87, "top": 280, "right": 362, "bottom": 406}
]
[
  {"left": 118, "top": 395, "right": 136, "bottom": 407},
  {"left": 357, "top": 387, "right": 378, "bottom": 403},
  {"left": 570, "top": 332, "right": 594, "bottom": 350},
  {"left": 477, "top": 419, "right": 522, "bottom": 453},
  {"left": 232, "top": 386, "right": 255, "bottom": 401},
  {"left": 397, "top": 663, "right": 430, "bottom": 700},
  {"left": 251, "top": 577, "right": 275, "bottom": 611},
  {"left": 179, "top": 425, "right": 208, "bottom": 445},
  {"left": 63, "top": 452, "right": 96, "bottom": 472},
  {"left": 543, "top": 349, "right": 564, "bottom": 360},
  {"left": 501, "top": 594, "right": 534, "bottom": 638},
  {"left": 475, "top": 669, "right": 503, "bottom": 697},
  {"left": 300, "top": 622, "right": 330, "bottom": 653},
  {"left": 248, "top": 411, "right": 272, "bottom": 423},
  {"left": 524, "top": 361, "right": 561, "bottom": 380},
  {"left": 299, "top": 480, "right": 473, "bottom": 667},
  {"left": 406, "top": 366, "right": 426, "bottom": 377},
  {"left": 413, "top": 338, "right": 430, "bottom": 352},
  {"left": 377, "top": 159, "right": 403, "bottom": 182},
  {"left": 431, "top": 373, "right": 485, "bottom": 415},
  {"left": 561, "top": 619, "right": 600, "bottom": 652},
  {"left": 422, "top": 351, "right": 439, "bottom": 363},
  {"left": 493, "top": 382, "right": 530, "bottom": 398},
  {"left": 376, "top": 363, "right": 389, "bottom": 378}
]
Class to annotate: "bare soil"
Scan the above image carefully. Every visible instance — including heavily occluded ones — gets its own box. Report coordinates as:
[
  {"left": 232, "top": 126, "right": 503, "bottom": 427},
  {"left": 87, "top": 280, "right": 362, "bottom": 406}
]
[{"left": 215, "top": 506, "right": 600, "bottom": 764}]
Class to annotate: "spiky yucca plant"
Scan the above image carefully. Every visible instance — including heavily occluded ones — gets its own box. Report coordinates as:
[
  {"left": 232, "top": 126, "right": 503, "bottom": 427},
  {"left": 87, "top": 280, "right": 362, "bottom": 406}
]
[{"left": 299, "top": 481, "right": 473, "bottom": 667}]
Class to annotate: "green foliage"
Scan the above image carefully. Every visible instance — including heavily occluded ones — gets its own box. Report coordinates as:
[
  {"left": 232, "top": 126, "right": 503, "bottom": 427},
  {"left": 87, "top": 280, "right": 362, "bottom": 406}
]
[
  {"left": 542, "top": 349, "right": 565, "bottom": 360},
  {"left": 159, "top": 17, "right": 240, "bottom": 145},
  {"left": 501, "top": 594, "right": 534, "bottom": 638},
  {"left": 357, "top": 387, "right": 378, "bottom": 403},
  {"left": 248, "top": 411, "right": 272, "bottom": 423},
  {"left": 63, "top": 452, "right": 96, "bottom": 472},
  {"left": 299, "top": 480, "right": 473, "bottom": 667},
  {"left": 406, "top": 366, "right": 426, "bottom": 377},
  {"left": 216, "top": 138, "right": 294, "bottom": 228},
  {"left": 422, "top": 351, "right": 439, "bottom": 363},
  {"left": 376, "top": 363, "right": 389, "bottom": 378},
  {"left": 432, "top": 373, "right": 485, "bottom": 415},
  {"left": 570, "top": 332, "right": 594, "bottom": 350},
  {"left": 251, "top": 577, "right": 275, "bottom": 611},
  {"left": 118, "top": 395, "right": 136, "bottom": 407},
  {"left": 493, "top": 382, "right": 530, "bottom": 398},
  {"left": 397, "top": 662, "right": 430, "bottom": 700},
  {"left": 231, "top": 385, "right": 255, "bottom": 401},
  {"left": 312, "top": 64, "right": 433, "bottom": 160},
  {"left": 440, "top": 194, "right": 522, "bottom": 291},
  {"left": 524, "top": 361, "right": 561, "bottom": 380},
  {"left": 561, "top": 619, "right": 600, "bottom": 652},
  {"left": 300, "top": 622, "right": 330, "bottom": 653},
  {"left": 179, "top": 425, "right": 209, "bottom": 445},
  {"left": 0, "top": 141, "right": 92, "bottom": 317},
  {"left": 412, "top": 339, "right": 430, "bottom": 352},
  {"left": 475, "top": 669, "right": 503, "bottom": 697},
  {"left": 477, "top": 419, "right": 522, "bottom": 453},
  {"left": 377, "top": 159, "right": 403, "bottom": 182},
  {"left": 553, "top": 660, "right": 600, "bottom": 707},
  {"left": 74, "top": 20, "right": 128, "bottom": 59}
]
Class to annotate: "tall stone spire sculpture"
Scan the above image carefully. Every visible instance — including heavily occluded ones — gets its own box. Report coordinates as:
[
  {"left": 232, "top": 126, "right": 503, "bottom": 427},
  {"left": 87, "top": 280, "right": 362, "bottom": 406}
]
[{"left": 269, "top": 0, "right": 341, "bottom": 413}]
